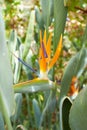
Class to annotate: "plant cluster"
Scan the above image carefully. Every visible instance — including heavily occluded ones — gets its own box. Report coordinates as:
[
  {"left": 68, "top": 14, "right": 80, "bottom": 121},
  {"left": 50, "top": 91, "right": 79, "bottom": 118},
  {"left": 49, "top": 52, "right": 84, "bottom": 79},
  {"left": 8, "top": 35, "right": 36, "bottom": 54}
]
[{"left": 0, "top": 0, "right": 87, "bottom": 130}]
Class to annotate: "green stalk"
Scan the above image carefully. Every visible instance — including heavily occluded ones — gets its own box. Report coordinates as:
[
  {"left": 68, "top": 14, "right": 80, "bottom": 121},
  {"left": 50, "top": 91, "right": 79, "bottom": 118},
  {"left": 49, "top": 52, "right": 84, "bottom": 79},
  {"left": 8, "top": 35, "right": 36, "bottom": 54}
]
[
  {"left": 47, "top": 112, "right": 52, "bottom": 130},
  {"left": 0, "top": 94, "right": 13, "bottom": 130},
  {"left": 53, "top": 0, "right": 68, "bottom": 80},
  {"left": 3, "top": 111, "right": 13, "bottom": 130},
  {"left": 26, "top": 94, "right": 33, "bottom": 129}
]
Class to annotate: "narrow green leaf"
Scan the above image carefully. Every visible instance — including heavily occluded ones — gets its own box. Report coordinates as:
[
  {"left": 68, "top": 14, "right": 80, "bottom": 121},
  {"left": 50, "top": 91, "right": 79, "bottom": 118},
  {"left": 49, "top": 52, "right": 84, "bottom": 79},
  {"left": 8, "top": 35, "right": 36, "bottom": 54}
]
[
  {"left": 11, "top": 93, "right": 22, "bottom": 123},
  {"left": 8, "top": 30, "right": 18, "bottom": 52},
  {"left": 14, "top": 79, "right": 54, "bottom": 93},
  {"left": 59, "top": 96, "right": 72, "bottom": 130},
  {"left": 75, "top": 48, "right": 87, "bottom": 77},
  {"left": 54, "top": 0, "right": 68, "bottom": 50},
  {"left": 13, "top": 44, "right": 23, "bottom": 84},
  {"left": 26, "top": 94, "right": 33, "bottom": 127},
  {"left": 33, "top": 99, "right": 41, "bottom": 128},
  {"left": 35, "top": 6, "right": 44, "bottom": 30},
  {"left": 39, "top": 89, "right": 56, "bottom": 126},
  {"left": 82, "top": 24, "right": 87, "bottom": 46},
  {"left": 8, "top": 30, "right": 18, "bottom": 71},
  {"left": 0, "top": 7, "right": 15, "bottom": 117},
  {"left": 40, "top": 0, "right": 54, "bottom": 29},
  {"left": 23, "top": 11, "right": 35, "bottom": 59},
  {"left": 69, "top": 87, "right": 87, "bottom": 130},
  {"left": 0, "top": 91, "right": 13, "bottom": 130}
]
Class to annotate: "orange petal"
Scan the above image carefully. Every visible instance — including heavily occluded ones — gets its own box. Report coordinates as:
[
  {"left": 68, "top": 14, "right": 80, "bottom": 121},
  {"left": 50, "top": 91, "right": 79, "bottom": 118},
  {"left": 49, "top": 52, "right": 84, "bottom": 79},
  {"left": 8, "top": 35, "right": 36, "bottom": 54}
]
[
  {"left": 46, "top": 33, "right": 52, "bottom": 62},
  {"left": 48, "top": 35, "right": 62, "bottom": 70},
  {"left": 68, "top": 85, "right": 79, "bottom": 96},
  {"left": 40, "top": 30, "right": 47, "bottom": 59},
  {"left": 39, "top": 43, "right": 47, "bottom": 72},
  {"left": 68, "top": 77, "right": 78, "bottom": 97}
]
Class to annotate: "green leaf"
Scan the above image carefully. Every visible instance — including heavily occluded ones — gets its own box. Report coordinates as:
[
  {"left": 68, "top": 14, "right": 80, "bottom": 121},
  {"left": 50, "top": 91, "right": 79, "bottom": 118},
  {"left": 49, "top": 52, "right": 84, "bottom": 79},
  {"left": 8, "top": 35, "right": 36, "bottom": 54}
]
[
  {"left": 8, "top": 30, "right": 18, "bottom": 52},
  {"left": 59, "top": 96, "right": 72, "bottom": 130},
  {"left": 35, "top": 0, "right": 54, "bottom": 33},
  {"left": 75, "top": 48, "right": 87, "bottom": 77},
  {"left": 32, "top": 99, "right": 41, "bottom": 128},
  {"left": 11, "top": 93, "right": 22, "bottom": 123},
  {"left": 54, "top": 0, "right": 68, "bottom": 50},
  {"left": 23, "top": 11, "right": 35, "bottom": 59},
  {"left": 13, "top": 44, "right": 23, "bottom": 84},
  {"left": 35, "top": 6, "right": 44, "bottom": 30},
  {"left": 82, "top": 24, "right": 87, "bottom": 46},
  {"left": 26, "top": 94, "right": 33, "bottom": 127},
  {"left": 69, "top": 87, "right": 87, "bottom": 130},
  {"left": 39, "top": 89, "right": 56, "bottom": 126},
  {"left": 44, "top": 90, "right": 56, "bottom": 113},
  {"left": 0, "top": 8, "right": 15, "bottom": 117},
  {"left": 14, "top": 78, "right": 54, "bottom": 93},
  {"left": 8, "top": 30, "right": 18, "bottom": 70},
  {"left": 58, "top": 48, "right": 87, "bottom": 104},
  {"left": 40, "top": 0, "right": 54, "bottom": 29}
]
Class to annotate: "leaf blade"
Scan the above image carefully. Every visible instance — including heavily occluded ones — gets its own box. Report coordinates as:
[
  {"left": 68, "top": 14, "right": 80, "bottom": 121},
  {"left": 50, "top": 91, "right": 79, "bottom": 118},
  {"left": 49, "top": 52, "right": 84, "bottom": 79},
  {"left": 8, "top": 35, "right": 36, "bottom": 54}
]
[{"left": 0, "top": 8, "right": 15, "bottom": 117}]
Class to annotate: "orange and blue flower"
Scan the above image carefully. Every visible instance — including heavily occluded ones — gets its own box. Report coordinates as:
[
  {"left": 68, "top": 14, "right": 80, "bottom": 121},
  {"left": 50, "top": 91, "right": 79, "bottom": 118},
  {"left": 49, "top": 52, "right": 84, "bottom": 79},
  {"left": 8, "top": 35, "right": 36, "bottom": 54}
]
[{"left": 39, "top": 30, "right": 62, "bottom": 78}]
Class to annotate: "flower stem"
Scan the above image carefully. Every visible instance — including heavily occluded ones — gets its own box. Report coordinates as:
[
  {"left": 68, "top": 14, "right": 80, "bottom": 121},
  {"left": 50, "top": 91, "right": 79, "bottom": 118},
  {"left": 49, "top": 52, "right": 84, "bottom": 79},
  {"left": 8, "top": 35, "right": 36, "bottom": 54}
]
[{"left": 0, "top": 93, "right": 13, "bottom": 130}]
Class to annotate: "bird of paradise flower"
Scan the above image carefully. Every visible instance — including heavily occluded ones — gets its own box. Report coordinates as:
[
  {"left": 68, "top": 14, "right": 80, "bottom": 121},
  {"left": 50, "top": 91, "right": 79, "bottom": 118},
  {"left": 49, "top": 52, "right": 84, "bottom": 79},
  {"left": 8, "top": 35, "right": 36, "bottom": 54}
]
[
  {"left": 39, "top": 30, "right": 62, "bottom": 78},
  {"left": 13, "top": 30, "right": 62, "bottom": 93}
]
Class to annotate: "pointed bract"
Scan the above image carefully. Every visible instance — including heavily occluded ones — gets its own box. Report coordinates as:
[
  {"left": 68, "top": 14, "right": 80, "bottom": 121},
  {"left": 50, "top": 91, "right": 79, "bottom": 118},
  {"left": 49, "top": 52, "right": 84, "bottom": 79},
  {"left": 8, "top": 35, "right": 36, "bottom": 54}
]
[
  {"left": 48, "top": 35, "right": 62, "bottom": 70},
  {"left": 39, "top": 42, "right": 47, "bottom": 73},
  {"left": 46, "top": 33, "right": 52, "bottom": 62}
]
